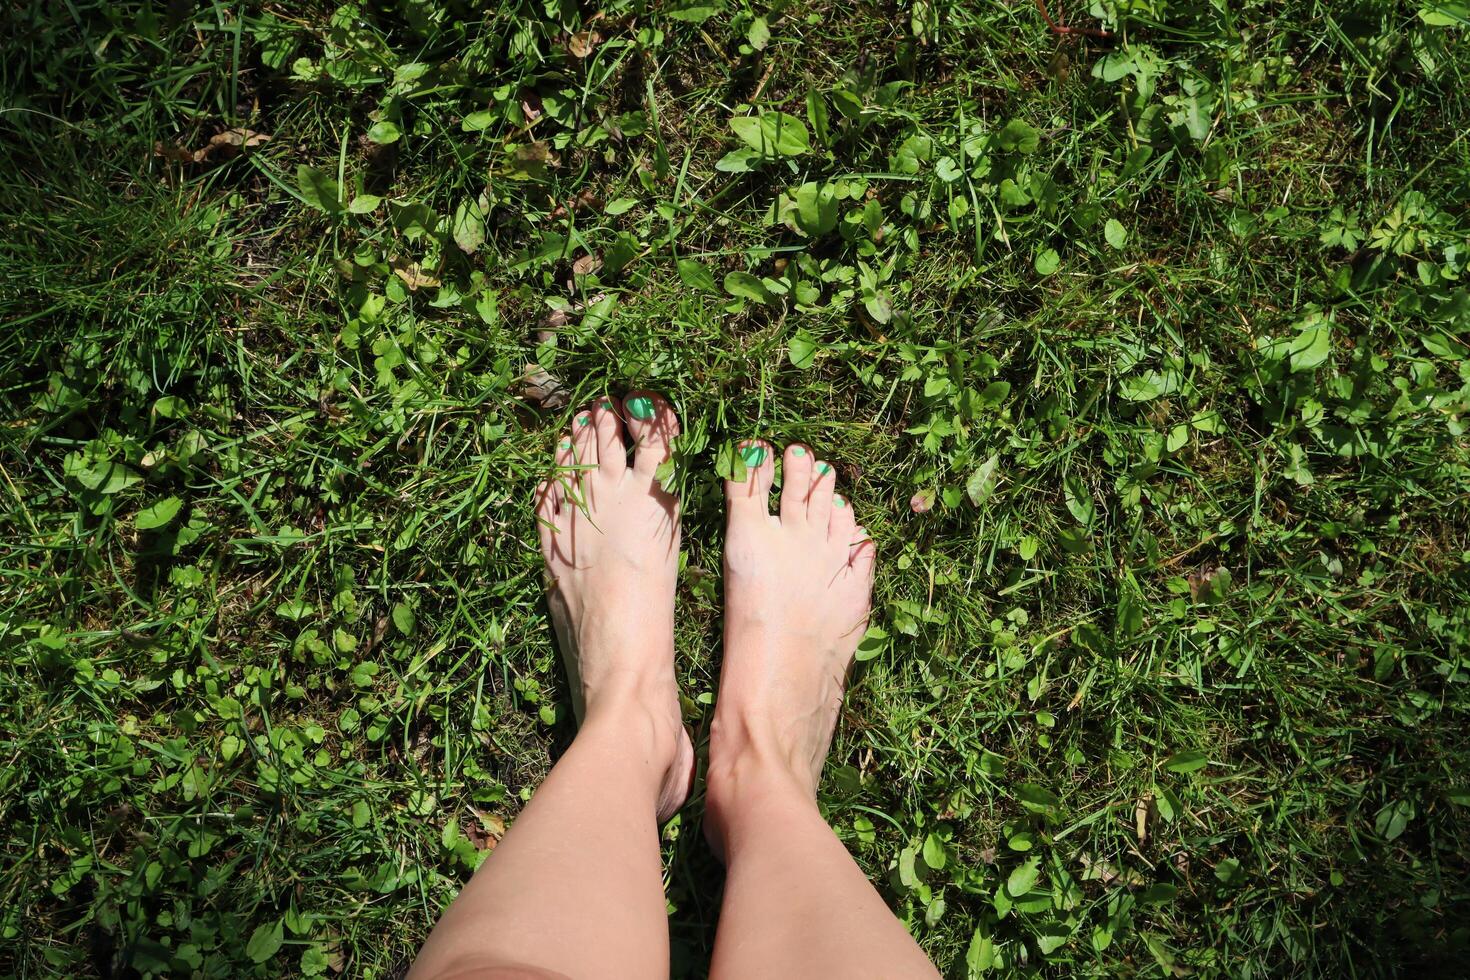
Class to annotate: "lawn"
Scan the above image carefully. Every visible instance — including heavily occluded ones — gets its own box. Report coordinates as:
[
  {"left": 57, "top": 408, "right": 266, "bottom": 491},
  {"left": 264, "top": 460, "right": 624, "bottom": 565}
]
[{"left": 3, "top": 0, "right": 1469, "bottom": 976}]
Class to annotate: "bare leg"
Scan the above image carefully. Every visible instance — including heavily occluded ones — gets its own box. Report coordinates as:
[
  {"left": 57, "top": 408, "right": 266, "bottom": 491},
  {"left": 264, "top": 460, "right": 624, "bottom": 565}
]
[
  {"left": 412, "top": 393, "right": 694, "bottom": 980},
  {"left": 705, "top": 441, "right": 939, "bottom": 980}
]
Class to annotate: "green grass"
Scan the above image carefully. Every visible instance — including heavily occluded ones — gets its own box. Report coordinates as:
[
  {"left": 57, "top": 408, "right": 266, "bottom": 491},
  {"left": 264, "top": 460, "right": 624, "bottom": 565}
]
[{"left": 3, "top": 0, "right": 1469, "bottom": 976}]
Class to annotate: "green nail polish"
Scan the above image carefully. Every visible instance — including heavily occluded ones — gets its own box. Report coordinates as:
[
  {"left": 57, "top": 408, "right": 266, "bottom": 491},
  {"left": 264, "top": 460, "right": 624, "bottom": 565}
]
[
  {"left": 559, "top": 439, "right": 572, "bottom": 450},
  {"left": 834, "top": 495, "right": 847, "bottom": 507},
  {"left": 627, "top": 396, "right": 655, "bottom": 420},
  {"left": 792, "top": 447, "right": 806, "bottom": 457},
  {"left": 577, "top": 415, "right": 591, "bottom": 426},
  {"left": 600, "top": 400, "right": 614, "bottom": 410},
  {"left": 817, "top": 463, "right": 832, "bottom": 476},
  {"left": 740, "top": 445, "right": 767, "bottom": 467}
]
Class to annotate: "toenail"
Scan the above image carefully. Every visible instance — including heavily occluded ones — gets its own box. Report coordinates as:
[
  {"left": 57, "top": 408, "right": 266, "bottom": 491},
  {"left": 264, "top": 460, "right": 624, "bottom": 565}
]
[
  {"left": 600, "top": 400, "right": 614, "bottom": 410},
  {"left": 817, "top": 463, "right": 832, "bottom": 476},
  {"left": 558, "top": 438, "right": 572, "bottom": 450},
  {"left": 834, "top": 495, "right": 847, "bottom": 507},
  {"left": 792, "top": 447, "right": 806, "bottom": 457},
  {"left": 627, "top": 395, "right": 655, "bottom": 420},
  {"left": 577, "top": 415, "right": 591, "bottom": 426},
  {"left": 740, "top": 445, "right": 767, "bottom": 467}
]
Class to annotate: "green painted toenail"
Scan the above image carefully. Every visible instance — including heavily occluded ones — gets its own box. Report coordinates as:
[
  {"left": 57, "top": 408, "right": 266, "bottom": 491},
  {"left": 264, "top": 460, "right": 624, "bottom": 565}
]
[
  {"left": 792, "top": 447, "right": 806, "bottom": 457},
  {"left": 740, "top": 445, "right": 767, "bottom": 467},
  {"left": 627, "top": 396, "right": 655, "bottom": 420},
  {"left": 817, "top": 463, "right": 832, "bottom": 476},
  {"left": 834, "top": 495, "right": 847, "bottom": 507},
  {"left": 577, "top": 415, "right": 591, "bottom": 426},
  {"left": 559, "top": 439, "right": 572, "bottom": 450},
  {"left": 600, "top": 400, "right": 614, "bottom": 410}
]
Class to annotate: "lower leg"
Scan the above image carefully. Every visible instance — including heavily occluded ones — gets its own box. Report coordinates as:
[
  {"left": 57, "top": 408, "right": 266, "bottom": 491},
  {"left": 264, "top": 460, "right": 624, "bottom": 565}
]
[
  {"left": 707, "top": 441, "right": 937, "bottom": 979},
  {"left": 412, "top": 694, "right": 683, "bottom": 980},
  {"left": 707, "top": 756, "right": 938, "bottom": 979},
  {"left": 413, "top": 394, "right": 693, "bottom": 980}
]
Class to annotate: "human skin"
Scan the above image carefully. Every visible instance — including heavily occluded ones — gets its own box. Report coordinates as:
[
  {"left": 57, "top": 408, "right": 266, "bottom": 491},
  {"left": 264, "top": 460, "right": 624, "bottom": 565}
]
[{"left": 410, "top": 394, "right": 936, "bottom": 980}]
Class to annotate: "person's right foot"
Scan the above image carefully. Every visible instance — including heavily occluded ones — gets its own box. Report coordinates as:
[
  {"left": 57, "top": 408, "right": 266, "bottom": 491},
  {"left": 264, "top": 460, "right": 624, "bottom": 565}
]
[{"left": 705, "top": 440, "right": 876, "bottom": 822}]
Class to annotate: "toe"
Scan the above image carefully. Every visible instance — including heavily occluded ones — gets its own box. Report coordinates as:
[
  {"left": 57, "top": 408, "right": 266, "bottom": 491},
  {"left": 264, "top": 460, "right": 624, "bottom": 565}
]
[
  {"left": 828, "top": 489, "right": 857, "bottom": 545},
  {"left": 779, "top": 443, "right": 815, "bottom": 523},
  {"left": 724, "top": 439, "right": 776, "bottom": 512},
  {"left": 570, "top": 407, "right": 597, "bottom": 466},
  {"left": 590, "top": 397, "right": 628, "bottom": 478},
  {"left": 807, "top": 458, "right": 837, "bottom": 527},
  {"left": 849, "top": 525, "right": 876, "bottom": 581},
  {"left": 624, "top": 390, "right": 679, "bottom": 479},
  {"left": 535, "top": 478, "right": 561, "bottom": 557}
]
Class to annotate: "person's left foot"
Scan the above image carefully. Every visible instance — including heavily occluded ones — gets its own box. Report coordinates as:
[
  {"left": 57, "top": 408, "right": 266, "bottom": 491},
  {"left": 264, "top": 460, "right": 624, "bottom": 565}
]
[{"left": 535, "top": 392, "right": 694, "bottom": 821}]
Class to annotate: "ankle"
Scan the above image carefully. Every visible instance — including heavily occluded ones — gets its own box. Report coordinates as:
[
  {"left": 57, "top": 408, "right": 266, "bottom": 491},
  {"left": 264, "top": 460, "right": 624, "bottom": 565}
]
[
  {"left": 580, "top": 688, "right": 684, "bottom": 769},
  {"left": 706, "top": 713, "right": 819, "bottom": 811}
]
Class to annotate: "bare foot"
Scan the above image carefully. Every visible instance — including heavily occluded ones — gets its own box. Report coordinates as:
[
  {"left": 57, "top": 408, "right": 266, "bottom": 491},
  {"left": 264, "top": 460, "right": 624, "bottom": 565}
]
[
  {"left": 706, "top": 440, "right": 876, "bottom": 833},
  {"left": 535, "top": 392, "right": 694, "bottom": 821}
]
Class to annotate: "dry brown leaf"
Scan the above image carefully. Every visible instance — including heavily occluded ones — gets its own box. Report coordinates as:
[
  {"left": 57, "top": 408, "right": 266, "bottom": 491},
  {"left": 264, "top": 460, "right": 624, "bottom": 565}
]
[
  {"left": 518, "top": 364, "right": 569, "bottom": 409},
  {"left": 467, "top": 807, "right": 506, "bottom": 851},
  {"left": 567, "top": 30, "right": 602, "bottom": 57},
  {"left": 1135, "top": 796, "right": 1151, "bottom": 845},
  {"left": 154, "top": 127, "right": 270, "bottom": 165},
  {"left": 390, "top": 257, "right": 440, "bottom": 290},
  {"left": 571, "top": 253, "right": 602, "bottom": 277},
  {"left": 548, "top": 187, "right": 600, "bottom": 221}
]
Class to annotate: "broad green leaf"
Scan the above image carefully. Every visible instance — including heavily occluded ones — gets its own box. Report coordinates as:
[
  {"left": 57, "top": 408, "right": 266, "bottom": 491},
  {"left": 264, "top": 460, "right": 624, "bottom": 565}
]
[
  {"left": 366, "top": 120, "right": 402, "bottom": 144},
  {"left": 296, "top": 165, "right": 343, "bottom": 214},
  {"left": 1016, "top": 782, "right": 1060, "bottom": 812},
  {"left": 794, "top": 182, "right": 839, "bottom": 236},
  {"left": 1064, "top": 474, "right": 1095, "bottom": 526},
  {"left": 997, "top": 118, "right": 1040, "bottom": 153},
  {"left": 978, "top": 380, "right": 1011, "bottom": 407},
  {"left": 730, "top": 111, "right": 810, "bottom": 157},
  {"left": 677, "top": 259, "right": 719, "bottom": 293},
  {"left": 1118, "top": 369, "right": 1180, "bottom": 402},
  {"left": 461, "top": 110, "right": 495, "bottom": 132},
  {"left": 1104, "top": 218, "right": 1128, "bottom": 249},
  {"left": 788, "top": 329, "right": 818, "bottom": 369},
  {"left": 1007, "top": 856, "right": 1041, "bottom": 896},
  {"left": 135, "top": 496, "right": 183, "bottom": 530},
  {"left": 746, "top": 15, "right": 770, "bottom": 49},
  {"left": 392, "top": 602, "right": 417, "bottom": 636},
  {"left": 347, "top": 194, "right": 382, "bottom": 214},
  {"left": 275, "top": 599, "right": 314, "bottom": 621},
  {"left": 922, "top": 833, "right": 946, "bottom": 870},
  {"left": 1163, "top": 749, "right": 1208, "bottom": 773},
  {"left": 1034, "top": 248, "right": 1061, "bottom": 276},
  {"left": 966, "top": 455, "right": 999, "bottom": 507},
  {"left": 667, "top": 1, "right": 723, "bottom": 22},
  {"left": 152, "top": 395, "right": 187, "bottom": 418},
  {"left": 1289, "top": 320, "right": 1332, "bottom": 372},
  {"left": 967, "top": 926, "right": 996, "bottom": 975},
  {"left": 724, "top": 271, "right": 773, "bottom": 304},
  {"left": 245, "top": 920, "right": 284, "bottom": 964},
  {"left": 854, "top": 626, "right": 888, "bottom": 662},
  {"left": 452, "top": 199, "right": 486, "bottom": 254}
]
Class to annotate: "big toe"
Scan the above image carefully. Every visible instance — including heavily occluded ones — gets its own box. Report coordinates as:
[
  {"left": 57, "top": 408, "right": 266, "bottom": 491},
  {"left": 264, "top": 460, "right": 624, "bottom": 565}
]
[
  {"left": 624, "top": 391, "right": 679, "bottom": 480},
  {"left": 724, "top": 439, "right": 776, "bottom": 516}
]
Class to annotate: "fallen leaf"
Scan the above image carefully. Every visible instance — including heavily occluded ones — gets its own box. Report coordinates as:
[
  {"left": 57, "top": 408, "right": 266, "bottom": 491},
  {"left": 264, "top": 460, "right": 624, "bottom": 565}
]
[
  {"left": 390, "top": 257, "right": 440, "bottom": 290},
  {"left": 910, "top": 490, "right": 934, "bottom": 513},
  {"left": 154, "top": 127, "right": 270, "bottom": 164},
  {"left": 571, "top": 253, "right": 602, "bottom": 277},
  {"left": 567, "top": 30, "right": 602, "bottom": 57},
  {"left": 548, "top": 187, "right": 600, "bottom": 221},
  {"left": 518, "top": 365, "right": 568, "bottom": 409},
  {"left": 520, "top": 91, "right": 544, "bottom": 124},
  {"left": 1135, "top": 796, "right": 1151, "bottom": 845}
]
